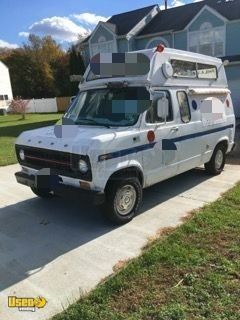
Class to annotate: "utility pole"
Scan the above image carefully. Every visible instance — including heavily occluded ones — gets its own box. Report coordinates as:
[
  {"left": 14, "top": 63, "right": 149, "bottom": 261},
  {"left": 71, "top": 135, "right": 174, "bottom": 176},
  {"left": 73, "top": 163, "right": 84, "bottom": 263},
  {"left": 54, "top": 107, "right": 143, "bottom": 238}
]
[{"left": 165, "top": 0, "right": 168, "bottom": 9}]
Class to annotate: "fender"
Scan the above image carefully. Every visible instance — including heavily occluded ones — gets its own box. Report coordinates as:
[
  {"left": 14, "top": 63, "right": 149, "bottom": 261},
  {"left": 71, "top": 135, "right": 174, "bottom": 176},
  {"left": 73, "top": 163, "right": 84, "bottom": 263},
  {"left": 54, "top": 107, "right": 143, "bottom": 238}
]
[
  {"left": 94, "top": 160, "right": 144, "bottom": 191},
  {"left": 215, "top": 136, "right": 229, "bottom": 152}
]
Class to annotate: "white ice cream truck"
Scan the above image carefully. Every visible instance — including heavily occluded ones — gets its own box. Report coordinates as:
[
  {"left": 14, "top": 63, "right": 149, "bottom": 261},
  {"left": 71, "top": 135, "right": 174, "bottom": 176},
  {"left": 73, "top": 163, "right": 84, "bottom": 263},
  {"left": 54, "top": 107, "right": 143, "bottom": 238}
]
[{"left": 15, "top": 46, "right": 235, "bottom": 224}]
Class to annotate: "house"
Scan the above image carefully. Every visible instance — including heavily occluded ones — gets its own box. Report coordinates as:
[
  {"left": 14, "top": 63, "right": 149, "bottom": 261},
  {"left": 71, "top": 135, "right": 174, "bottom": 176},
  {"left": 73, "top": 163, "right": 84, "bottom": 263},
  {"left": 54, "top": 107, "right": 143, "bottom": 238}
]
[
  {"left": 78, "top": 0, "right": 240, "bottom": 117},
  {"left": 0, "top": 61, "right": 13, "bottom": 108}
]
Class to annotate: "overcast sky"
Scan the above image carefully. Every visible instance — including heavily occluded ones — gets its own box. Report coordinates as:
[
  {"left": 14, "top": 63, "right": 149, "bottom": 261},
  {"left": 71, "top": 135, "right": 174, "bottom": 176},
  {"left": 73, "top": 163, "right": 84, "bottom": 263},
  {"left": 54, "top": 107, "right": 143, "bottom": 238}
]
[{"left": 0, "top": 0, "right": 199, "bottom": 49}]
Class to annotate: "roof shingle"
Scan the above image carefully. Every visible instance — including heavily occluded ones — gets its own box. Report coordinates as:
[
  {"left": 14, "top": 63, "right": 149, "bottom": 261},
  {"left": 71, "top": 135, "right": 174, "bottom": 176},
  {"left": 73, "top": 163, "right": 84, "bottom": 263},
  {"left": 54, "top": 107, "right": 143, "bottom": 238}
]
[
  {"left": 81, "top": 4, "right": 157, "bottom": 43},
  {"left": 139, "top": 0, "right": 240, "bottom": 36},
  {"left": 107, "top": 4, "right": 157, "bottom": 35}
]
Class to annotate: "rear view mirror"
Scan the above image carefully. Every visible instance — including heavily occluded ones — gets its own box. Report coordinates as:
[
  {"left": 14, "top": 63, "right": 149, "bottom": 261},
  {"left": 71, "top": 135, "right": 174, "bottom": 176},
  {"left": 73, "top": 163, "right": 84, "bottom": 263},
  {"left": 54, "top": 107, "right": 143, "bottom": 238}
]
[{"left": 157, "top": 97, "right": 169, "bottom": 120}]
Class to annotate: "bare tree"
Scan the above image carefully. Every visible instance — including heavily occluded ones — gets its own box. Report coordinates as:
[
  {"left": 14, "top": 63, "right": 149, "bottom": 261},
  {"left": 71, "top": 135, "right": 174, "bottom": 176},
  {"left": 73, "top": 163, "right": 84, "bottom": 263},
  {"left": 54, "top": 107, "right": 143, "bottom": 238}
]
[{"left": 9, "top": 98, "right": 30, "bottom": 120}]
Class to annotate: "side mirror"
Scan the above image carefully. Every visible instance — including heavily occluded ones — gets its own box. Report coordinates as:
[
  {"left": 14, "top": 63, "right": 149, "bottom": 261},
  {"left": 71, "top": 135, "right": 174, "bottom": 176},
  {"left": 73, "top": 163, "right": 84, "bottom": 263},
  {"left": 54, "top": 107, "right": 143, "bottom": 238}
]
[
  {"left": 157, "top": 97, "right": 169, "bottom": 120},
  {"left": 70, "top": 96, "right": 76, "bottom": 103}
]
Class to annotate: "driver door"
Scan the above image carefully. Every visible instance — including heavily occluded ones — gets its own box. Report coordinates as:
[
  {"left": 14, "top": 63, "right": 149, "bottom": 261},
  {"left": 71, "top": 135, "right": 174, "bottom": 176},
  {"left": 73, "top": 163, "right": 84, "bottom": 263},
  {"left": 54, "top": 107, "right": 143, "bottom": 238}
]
[{"left": 142, "top": 90, "right": 180, "bottom": 186}]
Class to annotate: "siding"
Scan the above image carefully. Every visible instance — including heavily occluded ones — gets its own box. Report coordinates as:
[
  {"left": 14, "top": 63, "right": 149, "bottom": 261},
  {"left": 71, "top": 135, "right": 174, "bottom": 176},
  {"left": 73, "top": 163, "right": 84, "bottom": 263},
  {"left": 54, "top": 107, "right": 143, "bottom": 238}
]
[
  {"left": 174, "top": 31, "right": 187, "bottom": 50},
  {"left": 0, "top": 62, "right": 13, "bottom": 101},
  {"left": 135, "top": 34, "right": 172, "bottom": 50},
  {"left": 226, "top": 21, "right": 240, "bottom": 56},
  {"left": 226, "top": 64, "right": 240, "bottom": 80},
  {"left": 225, "top": 64, "right": 240, "bottom": 117}
]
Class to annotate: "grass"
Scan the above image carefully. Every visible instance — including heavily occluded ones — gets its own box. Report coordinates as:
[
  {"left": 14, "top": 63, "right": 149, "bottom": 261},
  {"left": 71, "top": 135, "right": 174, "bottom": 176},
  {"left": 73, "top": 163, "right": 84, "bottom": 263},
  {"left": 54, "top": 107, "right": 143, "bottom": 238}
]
[
  {"left": 53, "top": 183, "right": 240, "bottom": 320},
  {"left": 0, "top": 114, "right": 62, "bottom": 166}
]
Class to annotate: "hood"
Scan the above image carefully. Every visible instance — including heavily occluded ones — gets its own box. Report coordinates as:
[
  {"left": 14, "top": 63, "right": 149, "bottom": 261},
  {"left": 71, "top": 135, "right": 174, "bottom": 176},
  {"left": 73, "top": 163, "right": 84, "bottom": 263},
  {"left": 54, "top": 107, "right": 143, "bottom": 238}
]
[{"left": 15, "top": 124, "right": 130, "bottom": 155}]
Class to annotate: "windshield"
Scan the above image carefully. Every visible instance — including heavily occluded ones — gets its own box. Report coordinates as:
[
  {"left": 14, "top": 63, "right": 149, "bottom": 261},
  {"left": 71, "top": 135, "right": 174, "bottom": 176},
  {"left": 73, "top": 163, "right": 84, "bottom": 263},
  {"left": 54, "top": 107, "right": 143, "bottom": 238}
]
[{"left": 64, "top": 87, "right": 150, "bottom": 127}]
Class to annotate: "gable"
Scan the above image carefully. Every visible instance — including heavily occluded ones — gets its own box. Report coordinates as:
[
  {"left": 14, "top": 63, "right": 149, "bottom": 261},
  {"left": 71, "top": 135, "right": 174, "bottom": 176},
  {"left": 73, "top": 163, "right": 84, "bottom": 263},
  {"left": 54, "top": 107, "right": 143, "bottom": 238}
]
[
  {"left": 90, "top": 25, "right": 114, "bottom": 44},
  {"left": 188, "top": 7, "right": 226, "bottom": 32},
  {"left": 107, "top": 4, "right": 157, "bottom": 36}
]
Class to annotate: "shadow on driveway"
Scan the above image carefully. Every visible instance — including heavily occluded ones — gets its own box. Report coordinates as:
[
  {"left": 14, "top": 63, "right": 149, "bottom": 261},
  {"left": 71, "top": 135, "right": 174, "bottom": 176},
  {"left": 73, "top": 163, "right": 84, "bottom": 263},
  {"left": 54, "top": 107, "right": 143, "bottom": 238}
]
[{"left": 0, "top": 168, "right": 213, "bottom": 292}]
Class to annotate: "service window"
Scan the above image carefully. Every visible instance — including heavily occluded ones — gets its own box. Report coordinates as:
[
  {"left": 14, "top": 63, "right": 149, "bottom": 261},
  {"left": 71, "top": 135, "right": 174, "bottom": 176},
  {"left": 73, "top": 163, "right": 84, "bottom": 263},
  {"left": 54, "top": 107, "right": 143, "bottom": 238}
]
[
  {"left": 177, "top": 91, "right": 191, "bottom": 123},
  {"left": 146, "top": 91, "right": 173, "bottom": 123},
  {"left": 171, "top": 60, "right": 196, "bottom": 78},
  {"left": 197, "top": 63, "right": 217, "bottom": 80}
]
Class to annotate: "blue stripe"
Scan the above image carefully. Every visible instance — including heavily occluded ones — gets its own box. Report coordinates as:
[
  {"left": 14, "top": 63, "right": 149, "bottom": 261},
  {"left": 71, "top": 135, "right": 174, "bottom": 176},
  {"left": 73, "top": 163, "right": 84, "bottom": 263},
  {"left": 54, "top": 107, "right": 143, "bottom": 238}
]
[
  {"left": 162, "top": 124, "right": 234, "bottom": 150},
  {"left": 99, "top": 124, "right": 234, "bottom": 161},
  {"left": 98, "top": 142, "right": 156, "bottom": 161},
  {"left": 170, "top": 124, "right": 234, "bottom": 143}
]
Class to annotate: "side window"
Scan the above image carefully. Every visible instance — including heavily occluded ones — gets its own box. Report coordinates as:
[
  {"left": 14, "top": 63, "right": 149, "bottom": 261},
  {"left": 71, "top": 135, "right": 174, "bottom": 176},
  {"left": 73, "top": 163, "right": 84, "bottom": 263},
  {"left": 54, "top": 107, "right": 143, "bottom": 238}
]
[
  {"left": 171, "top": 60, "right": 196, "bottom": 78},
  {"left": 146, "top": 91, "right": 173, "bottom": 123},
  {"left": 177, "top": 91, "right": 191, "bottom": 123}
]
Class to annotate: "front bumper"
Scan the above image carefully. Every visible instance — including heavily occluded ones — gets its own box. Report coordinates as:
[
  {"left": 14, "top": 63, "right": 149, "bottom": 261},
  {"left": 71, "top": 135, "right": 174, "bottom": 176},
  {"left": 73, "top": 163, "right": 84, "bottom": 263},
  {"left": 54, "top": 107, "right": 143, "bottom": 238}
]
[{"left": 15, "top": 171, "right": 105, "bottom": 205}]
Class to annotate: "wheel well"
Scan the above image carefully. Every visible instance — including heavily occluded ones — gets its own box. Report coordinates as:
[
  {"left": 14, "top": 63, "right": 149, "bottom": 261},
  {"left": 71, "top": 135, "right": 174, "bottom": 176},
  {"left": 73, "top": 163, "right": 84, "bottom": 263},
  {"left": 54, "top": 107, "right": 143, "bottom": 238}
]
[
  {"left": 105, "top": 167, "right": 144, "bottom": 191},
  {"left": 216, "top": 140, "right": 228, "bottom": 152}
]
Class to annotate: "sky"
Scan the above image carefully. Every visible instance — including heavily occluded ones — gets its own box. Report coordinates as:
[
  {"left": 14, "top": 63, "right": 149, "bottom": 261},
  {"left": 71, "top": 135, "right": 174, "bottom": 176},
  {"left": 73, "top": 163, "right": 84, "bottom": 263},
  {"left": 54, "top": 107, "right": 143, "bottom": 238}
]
[{"left": 0, "top": 0, "right": 199, "bottom": 49}]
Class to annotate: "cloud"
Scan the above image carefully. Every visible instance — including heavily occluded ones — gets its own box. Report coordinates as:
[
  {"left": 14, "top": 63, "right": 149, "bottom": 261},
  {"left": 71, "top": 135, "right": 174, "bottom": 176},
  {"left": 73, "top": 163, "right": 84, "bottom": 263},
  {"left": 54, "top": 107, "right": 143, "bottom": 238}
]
[
  {"left": 28, "top": 16, "right": 90, "bottom": 42},
  {"left": 71, "top": 12, "right": 108, "bottom": 25},
  {"left": 0, "top": 39, "right": 19, "bottom": 49},
  {"left": 18, "top": 12, "right": 109, "bottom": 44},
  {"left": 160, "top": 0, "right": 185, "bottom": 9},
  {"left": 171, "top": 0, "right": 185, "bottom": 6},
  {"left": 19, "top": 32, "right": 30, "bottom": 38}
]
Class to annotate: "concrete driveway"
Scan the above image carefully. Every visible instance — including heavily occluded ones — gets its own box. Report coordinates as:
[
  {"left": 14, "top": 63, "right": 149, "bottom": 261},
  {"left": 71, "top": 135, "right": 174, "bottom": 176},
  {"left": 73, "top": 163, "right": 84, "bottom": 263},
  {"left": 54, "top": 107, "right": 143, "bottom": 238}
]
[{"left": 0, "top": 162, "right": 240, "bottom": 320}]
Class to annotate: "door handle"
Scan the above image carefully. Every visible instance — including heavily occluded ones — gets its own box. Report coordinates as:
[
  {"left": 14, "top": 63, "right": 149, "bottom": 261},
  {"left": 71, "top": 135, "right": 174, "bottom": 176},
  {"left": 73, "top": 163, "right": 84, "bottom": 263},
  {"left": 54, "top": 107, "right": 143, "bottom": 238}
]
[{"left": 171, "top": 126, "right": 179, "bottom": 132}]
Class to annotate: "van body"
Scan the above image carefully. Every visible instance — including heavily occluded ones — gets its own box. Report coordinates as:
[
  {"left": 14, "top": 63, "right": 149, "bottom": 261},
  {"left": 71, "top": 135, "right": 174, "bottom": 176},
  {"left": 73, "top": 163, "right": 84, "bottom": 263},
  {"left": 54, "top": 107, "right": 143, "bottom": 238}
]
[{"left": 15, "top": 47, "right": 236, "bottom": 224}]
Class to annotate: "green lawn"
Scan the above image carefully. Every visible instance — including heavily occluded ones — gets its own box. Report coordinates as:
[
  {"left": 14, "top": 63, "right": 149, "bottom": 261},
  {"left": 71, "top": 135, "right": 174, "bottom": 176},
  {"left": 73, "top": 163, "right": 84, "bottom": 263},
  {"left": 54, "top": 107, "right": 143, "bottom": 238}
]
[
  {"left": 0, "top": 114, "right": 62, "bottom": 166},
  {"left": 53, "top": 184, "right": 240, "bottom": 320}
]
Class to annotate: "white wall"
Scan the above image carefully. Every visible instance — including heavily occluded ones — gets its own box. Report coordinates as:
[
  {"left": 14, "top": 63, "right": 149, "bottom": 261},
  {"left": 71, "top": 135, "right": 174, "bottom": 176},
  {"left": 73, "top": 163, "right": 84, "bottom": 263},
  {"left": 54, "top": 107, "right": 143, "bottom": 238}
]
[
  {"left": 26, "top": 98, "right": 58, "bottom": 113},
  {"left": 0, "top": 61, "right": 13, "bottom": 107}
]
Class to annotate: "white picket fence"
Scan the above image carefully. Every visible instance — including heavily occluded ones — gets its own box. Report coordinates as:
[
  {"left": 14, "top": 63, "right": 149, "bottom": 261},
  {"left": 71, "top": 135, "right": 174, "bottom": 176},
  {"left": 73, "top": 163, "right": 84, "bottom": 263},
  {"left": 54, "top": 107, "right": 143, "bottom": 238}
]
[{"left": 26, "top": 98, "right": 58, "bottom": 113}]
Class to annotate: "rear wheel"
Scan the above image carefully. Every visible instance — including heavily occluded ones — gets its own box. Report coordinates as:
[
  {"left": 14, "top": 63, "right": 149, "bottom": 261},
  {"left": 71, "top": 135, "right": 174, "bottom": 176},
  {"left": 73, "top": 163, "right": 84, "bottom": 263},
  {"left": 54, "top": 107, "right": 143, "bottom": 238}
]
[
  {"left": 31, "top": 187, "right": 53, "bottom": 198},
  {"left": 204, "top": 144, "right": 226, "bottom": 175},
  {"left": 103, "top": 177, "right": 142, "bottom": 224}
]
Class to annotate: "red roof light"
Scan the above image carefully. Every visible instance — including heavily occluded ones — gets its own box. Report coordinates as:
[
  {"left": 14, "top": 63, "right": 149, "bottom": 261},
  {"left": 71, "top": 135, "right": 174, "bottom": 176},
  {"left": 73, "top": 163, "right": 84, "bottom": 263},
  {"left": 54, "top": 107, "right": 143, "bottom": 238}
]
[{"left": 155, "top": 44, "right": 165, "bottom": 53}]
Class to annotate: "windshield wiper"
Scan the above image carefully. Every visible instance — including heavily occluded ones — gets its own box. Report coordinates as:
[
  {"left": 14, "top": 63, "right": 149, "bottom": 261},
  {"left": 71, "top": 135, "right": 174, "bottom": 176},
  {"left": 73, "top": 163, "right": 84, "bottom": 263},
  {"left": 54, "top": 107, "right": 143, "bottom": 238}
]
[{"left": 76, "top": 118, "right": 111, "bottom": 128}]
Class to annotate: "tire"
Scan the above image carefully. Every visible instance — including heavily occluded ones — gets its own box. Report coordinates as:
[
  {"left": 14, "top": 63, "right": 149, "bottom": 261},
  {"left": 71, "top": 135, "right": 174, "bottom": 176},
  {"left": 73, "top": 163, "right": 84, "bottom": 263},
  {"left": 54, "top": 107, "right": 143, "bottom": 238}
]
[
  {"left": 31, "top": 187, "right": 53, "bottom": 198},
  {"left": 204, "top": 144, "right": 226, "bottom": 175},
  {"left": 103, "top": 177, "right": 142, "bottom": 224}
]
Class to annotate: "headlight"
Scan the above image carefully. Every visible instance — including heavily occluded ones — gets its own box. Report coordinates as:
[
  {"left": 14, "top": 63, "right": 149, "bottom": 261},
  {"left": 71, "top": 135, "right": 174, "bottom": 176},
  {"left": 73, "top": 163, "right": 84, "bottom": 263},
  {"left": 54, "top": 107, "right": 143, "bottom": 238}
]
[
  {"left": 19, "top": 149, "right": 25, "bottom": 161},
  {"left": 78, "top": 159, "right": 88, "bottom": 173}
]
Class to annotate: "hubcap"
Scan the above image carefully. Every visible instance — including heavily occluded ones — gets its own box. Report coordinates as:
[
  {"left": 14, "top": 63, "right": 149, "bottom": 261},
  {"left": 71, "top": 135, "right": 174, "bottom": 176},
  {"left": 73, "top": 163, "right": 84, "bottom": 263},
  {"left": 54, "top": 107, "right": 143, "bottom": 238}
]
[
  {"left": 215, "top": 149, "right": 224, "bottom": 170},
  {"left": 115, "top": 185, "right": 137, "bottom": 216}
]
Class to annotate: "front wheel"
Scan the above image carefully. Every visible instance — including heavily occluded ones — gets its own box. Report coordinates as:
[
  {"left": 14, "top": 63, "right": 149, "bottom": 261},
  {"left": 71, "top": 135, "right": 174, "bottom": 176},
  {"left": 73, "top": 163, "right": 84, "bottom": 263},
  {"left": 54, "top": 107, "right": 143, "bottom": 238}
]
[
  {"left": 31, "top": 187, "right": 53, "bottom": 198},
  {"left": 104, "top": 177, "right": 142, "bottom": 224},
  {"left": 204, "top": 144, "right": 226, "bottom": 175}
]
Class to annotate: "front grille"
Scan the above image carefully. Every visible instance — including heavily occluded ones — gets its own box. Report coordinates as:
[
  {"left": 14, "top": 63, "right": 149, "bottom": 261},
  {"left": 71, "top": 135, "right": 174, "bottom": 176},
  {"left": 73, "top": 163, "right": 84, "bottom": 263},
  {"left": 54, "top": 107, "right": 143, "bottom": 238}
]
[{"left": 15, "top": 145, "right": 92, "bottom": 181}]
